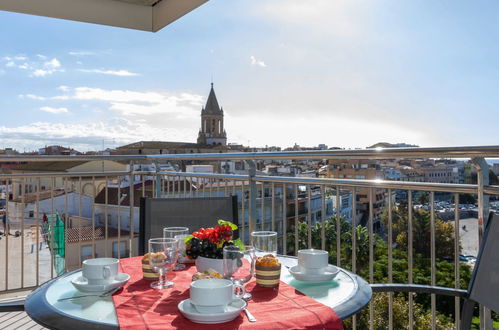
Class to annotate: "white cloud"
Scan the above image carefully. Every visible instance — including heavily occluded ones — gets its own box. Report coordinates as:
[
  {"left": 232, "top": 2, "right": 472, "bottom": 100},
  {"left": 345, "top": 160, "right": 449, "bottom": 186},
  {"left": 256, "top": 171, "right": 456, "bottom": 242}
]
[
  {"left": 18, "top": 63, "right": 31, "bottom": 70},
  {"left": 2, "top": 55, "right": 64, "bottom": 77},
  {"left": 73, "top": 87, "right": 165, "bottom": 103},
  {"left": 69, "top": 87, "right": 202, "bottom": 117},
  {"left": 44, "top": 58, "right": 61, "bottom": 69},
  {"left": 77, "top": 69, "right": 140, "bottom": 76},
  {"left": 40, "top": 106, "right": 69, "bottom": 114},
  {"left": 32, "top": 69, "right": 51, "bottom": 77},
  {"left": 52, "top": 95, "right": 70, "bottom": 100},
  {"left": 57, "top": 85, "right": 70, "bottom": 92},
  {"left": 19, "top": 94, "right": 47, "bottom": 101},
  {"left": 19, "top": 86, "right": 204, "bottom": 118},
  {"left": 250, "top": 56, "right": 267, "bottom": 68},
  {"left": 0, "top": 119, "right": 194, "bottom": 152},
  {"left": 68, "top": 51, "right": 96, "bottom": 56},
  {"left": 30, "top": 58, "right": 63, "bottom": 77}
]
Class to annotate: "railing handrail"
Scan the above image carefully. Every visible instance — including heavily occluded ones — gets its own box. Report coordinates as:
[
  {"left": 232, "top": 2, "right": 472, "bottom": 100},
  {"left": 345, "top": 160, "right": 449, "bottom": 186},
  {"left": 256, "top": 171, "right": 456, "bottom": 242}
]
[
  {"left": 1, "top": 145, "right": 498, "bottom": 162},
  {"left": 149, "top": 170, "right": 499, "bottom": 195},
  {"left": 2, "top": 170, "right": 499, "bottom": 195}
]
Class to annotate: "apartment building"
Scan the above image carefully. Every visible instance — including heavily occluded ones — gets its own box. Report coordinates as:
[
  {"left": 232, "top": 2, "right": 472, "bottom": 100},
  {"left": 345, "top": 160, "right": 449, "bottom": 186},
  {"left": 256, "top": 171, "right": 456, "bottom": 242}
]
[
  {"left": 326, "top": 159, "right": 386, "bottom": 224},
  {"left": 421, "top": 165, "right": 460, "bottom": 184}
]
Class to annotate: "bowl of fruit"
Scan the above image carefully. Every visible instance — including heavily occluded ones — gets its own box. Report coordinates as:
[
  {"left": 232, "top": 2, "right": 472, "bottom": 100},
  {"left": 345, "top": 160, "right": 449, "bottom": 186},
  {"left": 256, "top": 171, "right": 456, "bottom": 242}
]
[{"left": 185, "top": 220, "right": 242, "bottom": 274}]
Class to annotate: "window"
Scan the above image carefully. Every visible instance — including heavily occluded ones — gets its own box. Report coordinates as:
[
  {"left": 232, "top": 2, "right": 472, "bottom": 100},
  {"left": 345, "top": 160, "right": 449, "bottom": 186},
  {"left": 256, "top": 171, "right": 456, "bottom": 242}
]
[
  {"left": 113, "top": 241, "right": 128, "bottom": 258},
  {"left": 81, "top": 245, "right": 93, "bottom": 261}
]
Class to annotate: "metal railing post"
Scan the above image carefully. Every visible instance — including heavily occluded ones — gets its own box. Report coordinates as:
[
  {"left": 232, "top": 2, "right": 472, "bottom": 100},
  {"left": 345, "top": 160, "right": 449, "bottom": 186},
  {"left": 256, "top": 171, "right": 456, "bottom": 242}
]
[
  {"left": 472, "top": 157, "right": 491, "bottom": 330},
  {"left": 154, "top": 161, "right": 161, "bottom": 198},
  {"left": 246, "top": 160, "right": 257, "bottom": 234},
  {"left": 129, "top": 161, "right": 135, "bottom": 257}
]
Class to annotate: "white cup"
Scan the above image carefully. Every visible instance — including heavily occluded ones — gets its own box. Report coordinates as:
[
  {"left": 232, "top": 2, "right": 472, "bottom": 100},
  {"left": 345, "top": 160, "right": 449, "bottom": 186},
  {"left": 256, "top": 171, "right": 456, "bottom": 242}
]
[
  {"left": 82, "top": 258, "right": 119, "bottom": 285},
  {"left": 298, "top": 249, "right": 329, "bottom": 275},
  {"left": 190, "top": 279, "right": 245, "bottom": 314}
]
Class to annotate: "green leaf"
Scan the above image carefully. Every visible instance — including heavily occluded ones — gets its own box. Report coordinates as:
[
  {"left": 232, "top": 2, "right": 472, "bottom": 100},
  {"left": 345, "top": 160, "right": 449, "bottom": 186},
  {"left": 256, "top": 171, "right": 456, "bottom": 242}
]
[
  {"left": 184, "top": 235, "right": 193, "bottom": 244},
  {"left": 232, "top": 238, "right": 245, "bottom": 251},
  {"left": 218, "top": 219, "right": 238, "bottom": 230}
]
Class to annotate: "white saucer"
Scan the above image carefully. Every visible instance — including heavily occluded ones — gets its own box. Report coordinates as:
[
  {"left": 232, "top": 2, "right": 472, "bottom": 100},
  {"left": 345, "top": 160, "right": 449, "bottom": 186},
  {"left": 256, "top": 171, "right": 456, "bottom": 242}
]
[
  {"left": 289, "top": 265, "right": 340, "bottom": 282},
  {"left": 178, "top": 298, "right": 246, "bottom": 324},
  {"left": 71, "top": 272, "right": 130, "bottom": 293}
]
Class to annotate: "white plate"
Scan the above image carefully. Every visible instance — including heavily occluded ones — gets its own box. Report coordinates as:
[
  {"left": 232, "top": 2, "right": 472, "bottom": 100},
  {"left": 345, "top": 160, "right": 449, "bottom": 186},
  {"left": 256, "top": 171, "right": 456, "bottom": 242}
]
[
  {"left": 178, "top": 298, "right": 246, "bottom": 324},
  {"left": 288, "top": 265, "right": 340, "bottom": 282},
  {"left": 71, "top": 272, "right": 130, "bottom": 293}
]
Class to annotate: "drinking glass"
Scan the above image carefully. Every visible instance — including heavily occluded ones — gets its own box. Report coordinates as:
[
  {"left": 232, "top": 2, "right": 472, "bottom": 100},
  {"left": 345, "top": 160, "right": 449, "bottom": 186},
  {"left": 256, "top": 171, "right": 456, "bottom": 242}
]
[
  {"left": 251, "top": 231, "right": 278, "bottom": 257},
  {"left": 163, "top": 227, "right": 189, "bottom": 270},
  {"left": 148, "top": 238, "right": 179, "bottom": 289},
  {"left": 223, "top": 245, "right": 255, "bottom": 300}
]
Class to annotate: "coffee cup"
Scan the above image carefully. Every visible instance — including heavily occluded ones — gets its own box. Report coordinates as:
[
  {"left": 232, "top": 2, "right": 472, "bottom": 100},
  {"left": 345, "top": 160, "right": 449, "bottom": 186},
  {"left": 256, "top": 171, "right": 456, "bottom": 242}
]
[
  {"left": 82, "top": 258, "right": 119, "bottom": 285},
  {"left": 298, "top": 249, "right": 329, "bottom": 275},
  {"left": 190, "top": 279, "right": 245, "bottom": 313}
]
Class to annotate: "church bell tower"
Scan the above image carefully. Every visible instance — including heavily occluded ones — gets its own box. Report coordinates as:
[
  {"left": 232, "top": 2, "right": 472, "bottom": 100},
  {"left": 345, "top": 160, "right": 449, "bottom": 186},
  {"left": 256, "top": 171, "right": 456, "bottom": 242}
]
[{"left": 197, "top": 83, "right": 227, "bottom": 146}]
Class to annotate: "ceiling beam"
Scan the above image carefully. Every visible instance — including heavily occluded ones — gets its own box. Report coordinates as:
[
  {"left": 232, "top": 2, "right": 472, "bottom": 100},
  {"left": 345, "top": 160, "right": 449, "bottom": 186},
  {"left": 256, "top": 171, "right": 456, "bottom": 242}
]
[
  {"left": 153, "top": 0, "right": 208, "bottom": 32},
  {"left": 0, "top": 0, "right": 208, "bottom": 32}
]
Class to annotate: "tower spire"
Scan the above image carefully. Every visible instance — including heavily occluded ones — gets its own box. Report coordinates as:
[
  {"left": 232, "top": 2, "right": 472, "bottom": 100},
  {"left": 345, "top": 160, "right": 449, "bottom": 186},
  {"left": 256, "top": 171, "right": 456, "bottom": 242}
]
[{"left": 197, "top": 82, "right": 227, "bottom": 146}]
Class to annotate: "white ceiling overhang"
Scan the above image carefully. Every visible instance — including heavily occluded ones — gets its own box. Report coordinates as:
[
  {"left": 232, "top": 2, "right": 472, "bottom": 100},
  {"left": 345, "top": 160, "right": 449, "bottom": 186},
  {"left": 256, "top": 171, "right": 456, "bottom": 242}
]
[{"left": 0, "top": 0, "right": 208, "bottom": 32}]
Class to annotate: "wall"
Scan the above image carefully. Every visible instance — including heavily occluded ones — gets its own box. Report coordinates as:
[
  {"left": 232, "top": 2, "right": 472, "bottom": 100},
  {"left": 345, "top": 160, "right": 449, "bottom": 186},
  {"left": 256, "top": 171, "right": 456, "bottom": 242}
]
[{"left": 65, "top": 237, "right": 139, "bottom": 271}]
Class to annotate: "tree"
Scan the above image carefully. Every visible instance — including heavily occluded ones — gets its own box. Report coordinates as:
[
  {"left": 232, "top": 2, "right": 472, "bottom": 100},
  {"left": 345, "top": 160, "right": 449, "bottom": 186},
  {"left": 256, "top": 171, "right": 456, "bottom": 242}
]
[
  {"left": 381, "top": 205, "right": 458, "bottom": 260},
  {"left": 418, "top": 192, "right": 430, "bottom": 205},
  {"left": 286, "top": 214, "right": 474, "bottom": 323},
  {"left": 469, "top": 169, "right": 498, "bottom": 185},
  {"left": 459, "top": 193, "right": 476, "bottom": 204},
  {"left": 286, "top": 217, "right": 351, "bottom": 256},
  {"left": 343, "top": 292, "right": 455, "bottom": 330}
]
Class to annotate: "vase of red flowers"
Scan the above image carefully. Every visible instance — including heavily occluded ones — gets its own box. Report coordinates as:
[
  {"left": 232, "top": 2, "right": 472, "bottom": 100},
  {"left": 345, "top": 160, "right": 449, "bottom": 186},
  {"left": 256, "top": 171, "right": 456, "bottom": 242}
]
[{"left": 185, "top": 220, "right": 242, "bottom": 274}]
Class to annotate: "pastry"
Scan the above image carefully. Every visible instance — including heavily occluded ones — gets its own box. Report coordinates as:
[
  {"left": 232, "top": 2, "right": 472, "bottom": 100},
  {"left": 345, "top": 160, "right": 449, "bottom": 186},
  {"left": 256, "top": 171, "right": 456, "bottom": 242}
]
[
  {"left": 255, "top": 254, "right": 281, "bottom": 287},
  {"left": 192, "top": 268, "right": 223, "bottom": 281},
  {"left": 142, "top": 253, "right": 160, "bottom": 281}
]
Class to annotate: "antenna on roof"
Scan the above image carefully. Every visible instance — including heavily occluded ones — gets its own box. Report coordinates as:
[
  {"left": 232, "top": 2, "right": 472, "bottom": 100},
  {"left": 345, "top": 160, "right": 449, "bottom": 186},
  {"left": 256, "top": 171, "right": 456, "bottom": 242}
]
[{"left": 211, "top": 74, "right": 214, "bottom": 88}]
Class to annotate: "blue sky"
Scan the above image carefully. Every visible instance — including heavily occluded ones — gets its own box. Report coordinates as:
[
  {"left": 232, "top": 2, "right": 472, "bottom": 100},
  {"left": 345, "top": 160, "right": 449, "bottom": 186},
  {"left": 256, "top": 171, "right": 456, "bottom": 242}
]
[{"left": 0, "top": 0, "right": 498, "bottom": 152}]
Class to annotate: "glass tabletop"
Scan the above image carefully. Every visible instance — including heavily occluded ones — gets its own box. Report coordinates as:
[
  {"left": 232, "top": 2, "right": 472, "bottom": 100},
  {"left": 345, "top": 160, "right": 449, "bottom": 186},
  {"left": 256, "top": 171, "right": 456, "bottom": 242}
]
[
  {"left": 27, "top": 256, "right": 370, "bottom": 328},
  {"left": 45, "top": 271, "right": 118, "bottom": 325},
  {"left": 279, "top": 258, "right": 358, "bottom": 309}
]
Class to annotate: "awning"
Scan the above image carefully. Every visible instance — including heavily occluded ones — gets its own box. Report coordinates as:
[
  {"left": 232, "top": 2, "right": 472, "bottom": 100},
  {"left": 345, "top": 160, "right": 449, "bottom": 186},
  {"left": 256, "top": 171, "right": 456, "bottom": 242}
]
[{"left": 0, "top": 0, "right": 209, "bottom": 32}]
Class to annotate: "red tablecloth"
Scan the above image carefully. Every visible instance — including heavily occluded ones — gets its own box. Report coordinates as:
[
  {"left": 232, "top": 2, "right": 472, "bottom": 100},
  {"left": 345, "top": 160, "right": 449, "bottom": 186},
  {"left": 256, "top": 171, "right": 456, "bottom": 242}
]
[{"left": 113, "top": 257, "right": 343, "bottom": 330}]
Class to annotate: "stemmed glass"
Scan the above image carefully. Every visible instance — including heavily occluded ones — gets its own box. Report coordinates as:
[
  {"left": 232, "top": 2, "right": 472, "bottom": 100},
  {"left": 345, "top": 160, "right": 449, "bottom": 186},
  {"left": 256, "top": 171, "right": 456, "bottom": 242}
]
[
  {"left": 148, "top": 238, "right": 179, "bottom": 289},
  {"left": 163, "top": 227, "right": 189, "bottom": 270},
  {"left": 251, "top": 231, "right": 278, "bottom": 257},
  {"left": 223, "top": 245, "right": 255, "bottom": 300}
]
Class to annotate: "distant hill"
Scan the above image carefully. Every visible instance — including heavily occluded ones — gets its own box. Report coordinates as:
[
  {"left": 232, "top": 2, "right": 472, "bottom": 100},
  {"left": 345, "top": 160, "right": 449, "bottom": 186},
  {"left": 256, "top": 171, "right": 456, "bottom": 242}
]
[{"left": 368, "top": 142, "right": 419, "bottom": 149}]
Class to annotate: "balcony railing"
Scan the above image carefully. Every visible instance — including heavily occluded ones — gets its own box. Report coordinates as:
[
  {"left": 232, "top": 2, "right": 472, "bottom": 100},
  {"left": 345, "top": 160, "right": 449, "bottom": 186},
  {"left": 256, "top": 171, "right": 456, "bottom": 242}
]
[{"left": 0, "top": 145, "right": 498, "bottom": 329}]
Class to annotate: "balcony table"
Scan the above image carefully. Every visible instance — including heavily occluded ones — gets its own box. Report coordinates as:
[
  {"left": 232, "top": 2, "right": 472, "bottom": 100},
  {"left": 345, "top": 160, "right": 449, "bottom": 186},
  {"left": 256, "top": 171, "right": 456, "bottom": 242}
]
[{"left": 25, "top": 256, "right": 372, "bottom": 329}]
